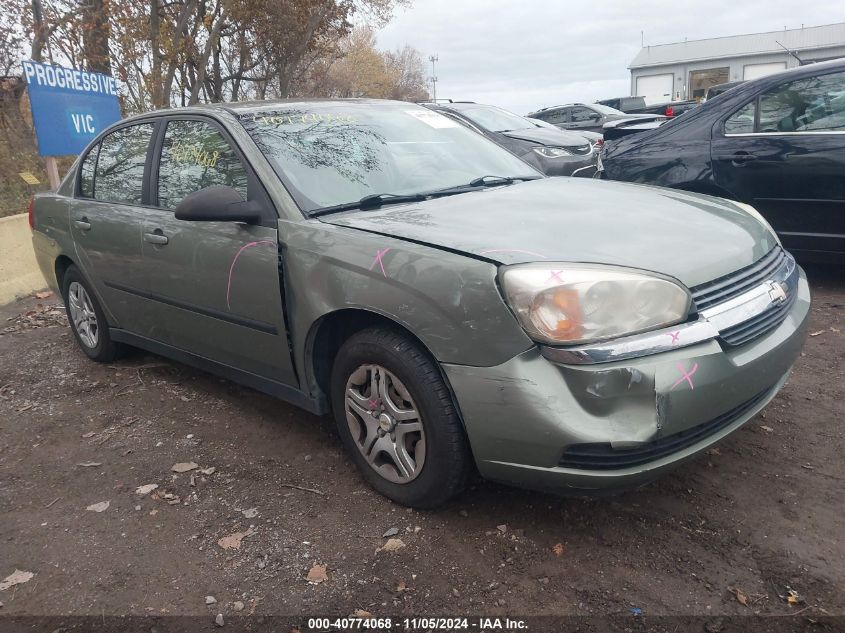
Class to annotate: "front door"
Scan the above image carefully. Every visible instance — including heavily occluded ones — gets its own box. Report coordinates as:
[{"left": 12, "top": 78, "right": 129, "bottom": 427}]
[
  {"left": 712, "top": 69, "right": 845, "bottom": 258},
  {"left": 139, "top": 117, "right": 296, "bottom": 385},
  {"left": 68, "top": 121, "right": 155, "bottom": 333}
]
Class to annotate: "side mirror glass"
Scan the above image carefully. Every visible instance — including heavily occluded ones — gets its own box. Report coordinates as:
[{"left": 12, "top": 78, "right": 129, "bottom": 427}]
[{"left": 174, "top": 185, "right": 262, "bottom": 224}]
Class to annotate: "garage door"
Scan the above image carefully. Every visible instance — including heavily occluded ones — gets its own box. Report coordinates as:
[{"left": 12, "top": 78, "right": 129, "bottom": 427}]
[
  {"left": 743, "top": 62, "right": 786, "bottom": 81},
  {"left": 635, "top": 74, "right": 674, "bottom": 105}
]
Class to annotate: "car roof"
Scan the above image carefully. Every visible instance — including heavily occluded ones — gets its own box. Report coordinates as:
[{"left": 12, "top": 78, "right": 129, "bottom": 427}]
[{"left": 114, "top": 98, "right": 428, "bottom": 125}]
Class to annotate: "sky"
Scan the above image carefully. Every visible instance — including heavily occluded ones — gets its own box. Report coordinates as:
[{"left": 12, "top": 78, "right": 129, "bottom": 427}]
[{"left": 377, "top": 0, "right": 845, "bottom": 114}]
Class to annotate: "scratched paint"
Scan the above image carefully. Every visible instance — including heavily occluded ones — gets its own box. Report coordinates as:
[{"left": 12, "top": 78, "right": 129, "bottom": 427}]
[
  {"left": 226, "top": 240, "right": 276, "bottom": 310},
  {"left": 670, "top": 362, "right": 699, "bottom": 391},
  {"left": 369, "top": 248, "right": 392, "bottom": 277}
]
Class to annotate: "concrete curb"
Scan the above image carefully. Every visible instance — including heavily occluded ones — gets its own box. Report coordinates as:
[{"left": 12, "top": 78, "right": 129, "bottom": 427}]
[{"left": 0, "top": 213, "right": 48, "bottom": 305}]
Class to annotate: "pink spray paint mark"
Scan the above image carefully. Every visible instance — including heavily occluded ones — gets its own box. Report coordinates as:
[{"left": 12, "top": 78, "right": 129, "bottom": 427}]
[
  {"left": 668, "top": 331, "right": 681, "bottom": 345},
  {"left": 478, "top": 248, "right": 548, "bottom": 259},
  {"left": 547, "top": 270, "right": 565, "bottom": 283},
  {"left": 670, "top": 362, "right": 699, "bottom": 391},
  {"left": 369, "top": 248, "right": 392, "bottom": 277},
  {"left": 368, "top": 398, "right": 379, "bottom": 410},
  {"left": 226, "top": 240, "right": 276, "bottom": 309}
]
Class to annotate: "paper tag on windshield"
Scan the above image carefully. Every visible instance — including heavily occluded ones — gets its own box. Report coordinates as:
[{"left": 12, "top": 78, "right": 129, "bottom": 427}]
[{"left": 405, "top": 110, "right": 460, "bottom": 128}]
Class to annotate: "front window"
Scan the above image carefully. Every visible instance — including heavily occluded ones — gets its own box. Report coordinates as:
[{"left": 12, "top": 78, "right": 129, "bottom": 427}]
[
  {"left": 570, "top": 106, "right": 598, "bottom": 122},
  {"left": 448, "top": 105, "right": 534, "bottom": 132},
  {"left": 93, "top": 123, "right": 154, "bottom": 205},
  {"left": 239, "top": 103, "right": 540, "bottom": 213}
]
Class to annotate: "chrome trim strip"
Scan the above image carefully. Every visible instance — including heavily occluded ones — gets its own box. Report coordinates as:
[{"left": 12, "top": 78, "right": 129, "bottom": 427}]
[
  {"left": 541, "top": 255, "right": 796, "bottom": 365},
  {"left": 724, "top": 131, "right": 845, "bottom": 137}
]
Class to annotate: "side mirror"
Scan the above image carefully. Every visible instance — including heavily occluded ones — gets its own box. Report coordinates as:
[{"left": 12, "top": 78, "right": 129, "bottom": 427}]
[{"left": 174, "top": 185, "right": 262, "bottom": 224}]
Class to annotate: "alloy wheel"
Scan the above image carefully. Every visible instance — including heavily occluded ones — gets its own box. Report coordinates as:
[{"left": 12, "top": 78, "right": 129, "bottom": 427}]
[{"left": 67, "top": 282, "right": 99, "bottom": 349}]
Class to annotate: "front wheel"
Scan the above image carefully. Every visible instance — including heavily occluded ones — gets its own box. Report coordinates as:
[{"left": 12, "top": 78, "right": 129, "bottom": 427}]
[{"left": 330, "top": 327, "right": 471, "bottom": 508}]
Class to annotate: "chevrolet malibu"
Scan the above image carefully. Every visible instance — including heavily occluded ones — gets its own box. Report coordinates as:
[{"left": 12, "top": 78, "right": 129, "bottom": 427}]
[{"left": 30, "top": 99, "right": 810, "bottom": 508}]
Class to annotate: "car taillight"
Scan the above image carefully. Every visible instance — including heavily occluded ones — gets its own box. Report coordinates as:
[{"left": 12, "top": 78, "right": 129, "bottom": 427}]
[
  {"left": 665, "top": 106, "right": 675, "bottom": 117},
  {"left": 28, "top": 198, "right": 35, "bottom": 230},
  {"left": 595, "top": 138, "right": 604, "bottom": 149}
]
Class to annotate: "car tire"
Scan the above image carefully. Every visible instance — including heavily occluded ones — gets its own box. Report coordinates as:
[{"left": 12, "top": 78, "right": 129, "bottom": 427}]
[
  {"left": 330, "top": 327, "right": 471, "bottom": 508},
  {"left": 62, "top": 265, "right": 124, "bottom": 362}
]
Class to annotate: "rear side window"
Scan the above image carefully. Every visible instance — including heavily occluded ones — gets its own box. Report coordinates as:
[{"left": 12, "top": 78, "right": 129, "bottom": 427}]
[
  {"left": 94, "top": 123, "right": 154, "bottom": 204},
  {"left": 78, "top": 144, "right": 99, "bottom": 197},
  {"left": 157, "top": 119, "right": 249, "bottom": 209}
]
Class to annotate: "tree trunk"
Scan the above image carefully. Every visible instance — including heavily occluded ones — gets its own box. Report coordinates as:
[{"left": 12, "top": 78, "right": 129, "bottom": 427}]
[{"left": 81, "top": 0, "right": 112, "bottom": 74}]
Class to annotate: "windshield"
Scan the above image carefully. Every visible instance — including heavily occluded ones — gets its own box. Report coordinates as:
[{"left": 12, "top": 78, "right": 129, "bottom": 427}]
[
  {"left": 590, "top": 103, "right": 625, "bottom": 115},
  {"left": 449, "top": 105, "right": 534, "bottom": 132},
  {"left": 239, "top": 103, "right": 540, "bottom": 213}
]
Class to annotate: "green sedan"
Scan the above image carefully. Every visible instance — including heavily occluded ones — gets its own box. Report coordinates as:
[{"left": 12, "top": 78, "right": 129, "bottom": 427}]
[{"left": 30, "top": 99, "right": 810, "bottom": 508}]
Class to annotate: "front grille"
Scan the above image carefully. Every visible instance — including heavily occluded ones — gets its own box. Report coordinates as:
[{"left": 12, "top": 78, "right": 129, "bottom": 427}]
[
  {"left": 691, "top": 246, "right": 786, "bottom": 310},
  {"left": 565, "top": 144, "right": 593, "bottom": 155},
  {"left": 558, "top": 389, "right": 771, "bottom": 471},
  {"left": 719, "top": 283, "right": 797, "bottom": 346}
]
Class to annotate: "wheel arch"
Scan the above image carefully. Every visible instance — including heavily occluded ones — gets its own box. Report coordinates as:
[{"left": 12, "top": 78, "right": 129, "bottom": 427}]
[
  {"left": 304, "top": 308, "right": 467, "bottom": 426},
  {"left": 54, "top": 255, "right": 76, "bottom": 291}
]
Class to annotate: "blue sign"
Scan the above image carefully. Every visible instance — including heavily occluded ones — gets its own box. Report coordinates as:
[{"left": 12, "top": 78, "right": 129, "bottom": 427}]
[{"left": 22, "top": 60, "right": 121, "bottom": 156}]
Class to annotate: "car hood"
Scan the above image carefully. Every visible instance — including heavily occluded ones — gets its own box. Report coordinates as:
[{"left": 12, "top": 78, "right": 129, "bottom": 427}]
[
  {"left": 323, "top": 178, "right": 778, "bottom": 288},
  {"left": 501, "top": 127, "right": 592, "bottom": 147}
]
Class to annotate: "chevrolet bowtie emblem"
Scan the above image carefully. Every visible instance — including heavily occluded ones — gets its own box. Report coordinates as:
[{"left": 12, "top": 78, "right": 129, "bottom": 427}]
[{"left": 766, "top": 280, "right": 788, "bottom": 303}]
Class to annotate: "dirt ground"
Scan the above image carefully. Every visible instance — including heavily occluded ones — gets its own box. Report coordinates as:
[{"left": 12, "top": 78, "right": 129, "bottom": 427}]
[{"left": 0, "top": 265, "right": 843, "bottom": 625}]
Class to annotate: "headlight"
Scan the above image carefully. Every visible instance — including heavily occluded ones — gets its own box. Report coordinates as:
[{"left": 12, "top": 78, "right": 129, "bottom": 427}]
[
  {"left": 501, "top": 265, "right": 691, "bottom": 345},
  {"left": 532, "top": 146, "right": 572, "bottom": 158},
  {"left": 729, "top": 200, "right": 782, "bottom": 246}
]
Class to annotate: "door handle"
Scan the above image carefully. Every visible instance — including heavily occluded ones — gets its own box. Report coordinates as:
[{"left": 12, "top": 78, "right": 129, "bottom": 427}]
[
  {"left": 717, "top": 152, "right": 758, "bottom": 165},
  {"left": 143, "top": 231, "right": 169, "bottom": 245},
  {"left": 73, "top": 218, "right": 92, "bottom": 231}
]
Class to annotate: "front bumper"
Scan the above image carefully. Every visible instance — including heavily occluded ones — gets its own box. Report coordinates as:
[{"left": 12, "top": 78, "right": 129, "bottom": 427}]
[{"left": 442, "top": 269, "right": 810, "bottom": 493}]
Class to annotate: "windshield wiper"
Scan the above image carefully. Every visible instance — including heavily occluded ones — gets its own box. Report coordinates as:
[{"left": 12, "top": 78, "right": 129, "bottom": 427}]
[
  {"left": 310, "top": 176, "right": 541, "bottom": 217},
  {"left": 311, "top": 193, "right": 429, "bottom": 217}
]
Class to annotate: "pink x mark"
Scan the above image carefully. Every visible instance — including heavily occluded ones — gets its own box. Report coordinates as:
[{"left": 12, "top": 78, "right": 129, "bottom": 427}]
[
  {"left": 547, "top": 270, "right": 565, "bottom": 283},
  {"left": 670, "top": 362, "right": 699, "bottom": 391},
  {"left": 368, "top": 398, "right": 379, "bottom": 410},
  {"left": 667, "top": 331, "right": 681, "bottom": 345},
  {"left": 369, "top": 248, "right": 392, "bottom": 277}
]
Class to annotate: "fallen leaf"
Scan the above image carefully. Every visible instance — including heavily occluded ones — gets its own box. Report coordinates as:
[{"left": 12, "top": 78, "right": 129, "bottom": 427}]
[
  {"left": 86, "top": 500, "right": 110, "bottom": 513},
  {"left": 731, "top": 587, "right": 749, "bottom": 606},
  {"left": 759, "top": 425, "right": 774, "bottom": 433},
  {"left": 552, "top": 542, "right": 566, "bottom": 556},
  {"left": 787, "top": 589, "right": 802, "bottom": 605},
  {"left": 809, "top": 330, "right": 825, "bottom": 337},
  {"left": 353, "top": 610, "right": 372, "bottom": 618},
  {"left": 172, "top": 462, "right": 199, "bottom": 473},
  {"left": 496, "top": 524, "right": 508, "bottom": 533},
  {"left": 242, "top": 508, "right": 258, "bottom": 519},
  {"left": 77, "top": 462, "right": 102, "bottom": 467},
  {"left": 383, "top": 527, "right": 399, "bottom": 537},
  {"left": 306, "top": 564, "right": 328, "bottom": 584},
  {"left": 135, "top": 484, "right": 159, "bottom": 495},
  {"left": 34, "top": 291, "right": 53, "bottom": 299},
  {"left": 200, "top": 467, "right": 216, "bottom": 475},
  {"left": 217, "top": 527, "right": 256, "bottom": 550},
  {"left": 81, "top": 432, "right": 96, "bottom": 438},
  {"left": 0, "top": 569, "right": 34, "bottom": 591},
  {"left": 378, "top": 538, "right": 406, "bottom": 553}
]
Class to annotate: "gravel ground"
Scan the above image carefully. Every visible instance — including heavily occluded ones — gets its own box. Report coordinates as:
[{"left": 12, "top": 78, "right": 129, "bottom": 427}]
[{"left": 0, "top": 265, "right": 843, "bottom": 626}]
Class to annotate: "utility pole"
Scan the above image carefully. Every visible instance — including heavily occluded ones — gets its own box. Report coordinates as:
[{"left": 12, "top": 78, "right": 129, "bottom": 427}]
[{"left": 428, "top": 54, "right": 438, "bottom": 102}]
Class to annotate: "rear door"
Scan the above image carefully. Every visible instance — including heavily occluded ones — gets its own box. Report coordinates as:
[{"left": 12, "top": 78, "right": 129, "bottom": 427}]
[
  {"left": 68, "top": 121, "right": 156, "bottom": 333},
  {"left": 139, "top": 116, "right": 296, "bottom": 385},
  {"left": 711, "top": 69, "right": 845, "bottom": 258}
]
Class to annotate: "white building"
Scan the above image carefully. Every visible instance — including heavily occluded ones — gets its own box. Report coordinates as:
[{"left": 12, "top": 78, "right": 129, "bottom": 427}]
[{"left": 629, "top": 22, "right": 845, "bottom": 104}]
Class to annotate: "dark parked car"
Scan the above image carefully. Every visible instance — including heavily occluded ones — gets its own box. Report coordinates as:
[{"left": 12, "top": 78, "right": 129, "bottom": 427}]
[
  {"left": 527, "top": 103, "right": 666, "bottom": 134},
  {"left": 424, "top": 102, "right": 597, "bottom": 176},
  {"left": 599, "top": 58, "right": 845, "bottom": 264},
  {"left": 596, "top": 96, "right": 698, "bottom": 118}
]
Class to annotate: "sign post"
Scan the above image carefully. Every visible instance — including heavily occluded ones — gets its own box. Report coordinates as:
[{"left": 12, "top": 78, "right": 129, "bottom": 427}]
[{"left": 21, "top": 60, "right": 121, "bottom": 190}]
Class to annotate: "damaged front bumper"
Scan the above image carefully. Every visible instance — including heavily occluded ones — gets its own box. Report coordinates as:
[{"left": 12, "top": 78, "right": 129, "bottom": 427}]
[{"left": 442, "top": 268, "right": 810, "bottom": 493}]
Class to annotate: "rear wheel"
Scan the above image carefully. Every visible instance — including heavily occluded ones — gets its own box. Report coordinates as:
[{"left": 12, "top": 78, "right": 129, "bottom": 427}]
[
  {"left": 330, "top": 327, "right": 471, "bottom": 508},
  {"left": 62, "top": 265, "right": 124, "bottom": 362}
]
